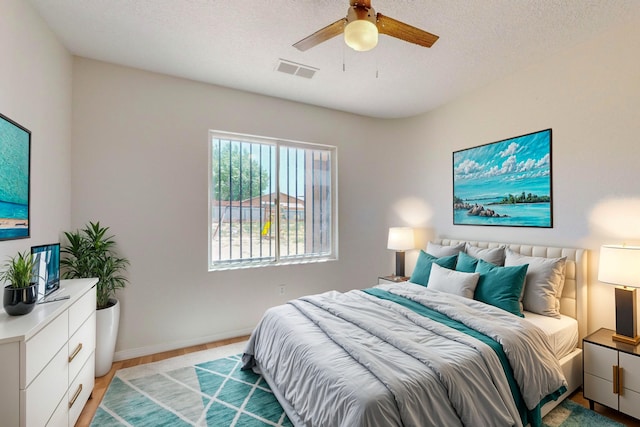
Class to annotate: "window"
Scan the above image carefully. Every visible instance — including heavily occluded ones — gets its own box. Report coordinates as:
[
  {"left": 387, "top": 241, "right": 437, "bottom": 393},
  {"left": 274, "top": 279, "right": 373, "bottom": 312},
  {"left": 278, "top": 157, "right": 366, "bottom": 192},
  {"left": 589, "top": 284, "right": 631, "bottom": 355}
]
[{"left": 209, "top": 131, "right": 337, "bottom": 270}]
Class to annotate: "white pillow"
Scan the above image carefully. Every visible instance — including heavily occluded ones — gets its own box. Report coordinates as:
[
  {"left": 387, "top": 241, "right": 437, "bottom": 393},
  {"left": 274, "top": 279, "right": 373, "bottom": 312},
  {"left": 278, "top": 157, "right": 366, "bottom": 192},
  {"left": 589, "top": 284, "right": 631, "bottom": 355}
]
[
  {"left": 427, "top": 263, "right": 480, "bottom": 299},
  {"left": 427, "top": 241, "right": 465, "bottom": 257},
  {"left": 504, "top": 249, "right": 567, "bottom": 318},
  {"left": 464, "top": 243, "right": 506, "bottom": 266}
]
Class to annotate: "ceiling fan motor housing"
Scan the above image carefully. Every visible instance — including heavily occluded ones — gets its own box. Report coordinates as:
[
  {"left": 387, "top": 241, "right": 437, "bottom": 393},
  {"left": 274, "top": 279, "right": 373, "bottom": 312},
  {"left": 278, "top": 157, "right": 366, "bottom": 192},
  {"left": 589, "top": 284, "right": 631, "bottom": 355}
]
[{"left": 346, "top": 5, "right": 376, "bottom": 24}]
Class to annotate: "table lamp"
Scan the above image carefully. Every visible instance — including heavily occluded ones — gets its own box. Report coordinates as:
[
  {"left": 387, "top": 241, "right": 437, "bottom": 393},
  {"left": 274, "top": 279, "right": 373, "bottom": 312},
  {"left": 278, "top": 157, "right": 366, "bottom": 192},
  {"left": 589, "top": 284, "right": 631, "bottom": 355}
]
[
  {"left": 387, "top": 227, "right": 415, "bottom": 277},
  {"left": 598, "top": 244, "right": 640, "bottom": 345}
]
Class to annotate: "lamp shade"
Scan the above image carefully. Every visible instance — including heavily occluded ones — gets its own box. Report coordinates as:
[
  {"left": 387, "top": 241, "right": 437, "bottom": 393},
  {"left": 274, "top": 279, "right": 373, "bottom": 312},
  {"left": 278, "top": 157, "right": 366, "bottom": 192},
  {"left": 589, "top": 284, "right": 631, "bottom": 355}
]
[
  {"left": 598, "top": 245, "right": 640, "bottom": 287},
  {"left": 387, "top": 227, "right": 415, "bottom": 251}
]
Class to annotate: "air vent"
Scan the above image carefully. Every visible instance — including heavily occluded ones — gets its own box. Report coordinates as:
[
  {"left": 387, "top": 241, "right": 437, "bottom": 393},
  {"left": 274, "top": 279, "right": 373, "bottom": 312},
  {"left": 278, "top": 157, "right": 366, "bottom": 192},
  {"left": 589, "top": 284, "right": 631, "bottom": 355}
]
[{"left": 276, "top": 59, "right": 318, "bottom": 79}]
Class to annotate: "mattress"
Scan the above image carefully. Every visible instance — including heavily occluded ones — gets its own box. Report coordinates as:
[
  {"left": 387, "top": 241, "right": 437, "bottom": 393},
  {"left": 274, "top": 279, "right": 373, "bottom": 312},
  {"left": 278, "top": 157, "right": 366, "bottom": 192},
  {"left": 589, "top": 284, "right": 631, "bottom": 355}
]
[{"left": 523, "top": 311, "right": 578, "bottom": 359}]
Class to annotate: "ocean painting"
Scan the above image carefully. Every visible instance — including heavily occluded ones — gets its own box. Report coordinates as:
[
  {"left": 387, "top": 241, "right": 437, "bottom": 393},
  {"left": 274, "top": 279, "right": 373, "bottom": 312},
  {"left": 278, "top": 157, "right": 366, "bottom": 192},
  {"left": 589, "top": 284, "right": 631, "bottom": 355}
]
[
  {"left": 0, "top": 113, "right": 30, "bottom": 240},
  {"left": 453, "top": 129, "right": 552, "bottom": 227}
]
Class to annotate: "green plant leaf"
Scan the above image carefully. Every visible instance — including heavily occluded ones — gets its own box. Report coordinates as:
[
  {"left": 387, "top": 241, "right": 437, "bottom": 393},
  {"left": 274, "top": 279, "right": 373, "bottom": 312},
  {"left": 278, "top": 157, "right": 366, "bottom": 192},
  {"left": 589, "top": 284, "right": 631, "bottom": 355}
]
[
  {"left": 0, "top": 251, "right": 38, "bottom": 289},
  {"left": 61, "top": 221, "right": 130, "bottom": 309}
]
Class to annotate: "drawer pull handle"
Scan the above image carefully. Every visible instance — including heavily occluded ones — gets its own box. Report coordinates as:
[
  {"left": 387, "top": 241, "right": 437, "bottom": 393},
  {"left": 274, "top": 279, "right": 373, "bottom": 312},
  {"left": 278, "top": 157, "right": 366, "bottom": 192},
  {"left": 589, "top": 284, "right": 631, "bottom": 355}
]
[
  {"left": 613, "top": 365, "right": 620, "bottom": 394},
  {"left": 69, "top": 383, "right": 83, "bottom": 409},
  {"left": 69, "top": 343, "right": 83, "bottom": 363}
]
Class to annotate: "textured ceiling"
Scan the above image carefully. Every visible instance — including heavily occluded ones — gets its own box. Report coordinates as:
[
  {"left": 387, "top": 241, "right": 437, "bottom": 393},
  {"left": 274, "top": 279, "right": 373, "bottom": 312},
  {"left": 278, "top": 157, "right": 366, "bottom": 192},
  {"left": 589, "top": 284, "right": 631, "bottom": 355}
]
[{"left": 28, "top": 0, "right": 640, "bottom": 118}]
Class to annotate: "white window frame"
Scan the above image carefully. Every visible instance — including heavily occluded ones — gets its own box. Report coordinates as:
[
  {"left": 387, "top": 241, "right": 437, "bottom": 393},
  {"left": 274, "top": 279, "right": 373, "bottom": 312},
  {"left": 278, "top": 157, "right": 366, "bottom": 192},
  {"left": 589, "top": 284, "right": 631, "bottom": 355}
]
[{"left": 208, "top": 130, "right": 338, "bottom": 271}]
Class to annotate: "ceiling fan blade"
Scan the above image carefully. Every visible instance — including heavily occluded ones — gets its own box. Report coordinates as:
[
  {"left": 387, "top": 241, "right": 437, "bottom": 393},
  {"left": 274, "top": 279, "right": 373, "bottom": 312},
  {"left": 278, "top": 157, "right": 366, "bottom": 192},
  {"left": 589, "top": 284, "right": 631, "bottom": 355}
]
[
  {"left": 376, "top": 13, "right": 439, "bottom": 48},
  {"left": 293, "top": 18, "right": 346, "bottom": 52}
]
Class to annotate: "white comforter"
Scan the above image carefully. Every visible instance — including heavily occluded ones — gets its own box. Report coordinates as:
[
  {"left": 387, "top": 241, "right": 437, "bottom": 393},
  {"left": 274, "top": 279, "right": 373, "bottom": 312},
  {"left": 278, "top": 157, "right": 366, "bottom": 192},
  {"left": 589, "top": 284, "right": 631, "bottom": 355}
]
[{"left": 242, "top": 282, "right": 566, "bottom": 427}]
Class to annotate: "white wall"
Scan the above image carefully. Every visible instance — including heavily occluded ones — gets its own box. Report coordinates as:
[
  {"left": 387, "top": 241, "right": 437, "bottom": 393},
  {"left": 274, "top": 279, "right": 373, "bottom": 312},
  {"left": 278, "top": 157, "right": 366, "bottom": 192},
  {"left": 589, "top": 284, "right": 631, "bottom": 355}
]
[
  {"left": 388, "top": 19, "right": 640, "bottom": 334},
  {"left": 71, "top": 59, "right": 401, "bottom": 358},
  {"left": 0, "top": 2, "right": 72, "bottom": 262},
  {"left": 71, "top": 17, "right": 640, "bottom": 357}
]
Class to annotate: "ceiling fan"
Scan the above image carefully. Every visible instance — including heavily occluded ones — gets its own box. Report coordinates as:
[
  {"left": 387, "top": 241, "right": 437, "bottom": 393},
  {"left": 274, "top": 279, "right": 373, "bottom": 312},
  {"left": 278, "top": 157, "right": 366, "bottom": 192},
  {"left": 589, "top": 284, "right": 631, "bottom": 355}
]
[{"left": 293, "top": 0, "right": 439, "bottom": 52}]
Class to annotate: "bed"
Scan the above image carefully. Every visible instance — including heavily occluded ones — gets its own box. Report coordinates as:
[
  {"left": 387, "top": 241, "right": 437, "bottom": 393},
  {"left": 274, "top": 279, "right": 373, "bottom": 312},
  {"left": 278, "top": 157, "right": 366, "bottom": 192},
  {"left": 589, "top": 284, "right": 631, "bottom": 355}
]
[{"left": 242, "top": 239, "right": 588, "bottom": 426}]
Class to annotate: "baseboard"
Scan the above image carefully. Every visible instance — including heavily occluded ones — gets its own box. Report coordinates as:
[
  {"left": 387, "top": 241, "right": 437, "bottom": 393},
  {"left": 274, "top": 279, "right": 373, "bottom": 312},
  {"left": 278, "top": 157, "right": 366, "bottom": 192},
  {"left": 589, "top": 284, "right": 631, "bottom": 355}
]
[{"left": 113, "top": 327, "right": 254, "bottom": 361}]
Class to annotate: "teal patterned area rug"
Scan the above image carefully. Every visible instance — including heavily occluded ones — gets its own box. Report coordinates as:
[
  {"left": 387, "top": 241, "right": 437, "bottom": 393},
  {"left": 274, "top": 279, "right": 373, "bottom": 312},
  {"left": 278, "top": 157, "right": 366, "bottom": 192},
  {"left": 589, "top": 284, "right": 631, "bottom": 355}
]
[
  {"left": 91, "top": 342, "right": 622, "bottom": 427},
  {"left": 91, "top": 342, "right": 291, "bottom": 427},
  {"left": 542, "top": 399, "right": 624, "bottom": 427}
]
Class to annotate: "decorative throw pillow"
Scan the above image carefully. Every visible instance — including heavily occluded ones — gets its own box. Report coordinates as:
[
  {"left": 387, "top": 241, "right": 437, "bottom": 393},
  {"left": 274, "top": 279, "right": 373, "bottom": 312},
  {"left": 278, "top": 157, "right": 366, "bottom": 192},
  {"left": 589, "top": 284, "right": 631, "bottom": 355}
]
[
  {"left": 409, "top": 251, "right": 458, "bottom": 287},
  {"left": 427, "top": 263, "right": 480, "bottom": 299},
  {"left": 456, "top": 251, "right": 480, "bottom": 273},
  {"left": 426, "top": 242, "right": 465, "bottom": 258},
  {"left": 504, "top": 249, "right": 567, "bottom": 318},
  {"left": 474, "top": 259, "right": 528, "bottom": 317},
  {"left": 465, "top": 243, "right": 506, "bottom": 266}
]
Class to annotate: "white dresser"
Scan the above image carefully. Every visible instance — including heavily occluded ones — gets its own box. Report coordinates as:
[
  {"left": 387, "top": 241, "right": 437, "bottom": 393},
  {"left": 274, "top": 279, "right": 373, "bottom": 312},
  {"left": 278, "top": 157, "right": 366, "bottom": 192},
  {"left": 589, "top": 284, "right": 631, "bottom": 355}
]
[{"left": 0, "top": 278, "right": 97, "bottom": 427}]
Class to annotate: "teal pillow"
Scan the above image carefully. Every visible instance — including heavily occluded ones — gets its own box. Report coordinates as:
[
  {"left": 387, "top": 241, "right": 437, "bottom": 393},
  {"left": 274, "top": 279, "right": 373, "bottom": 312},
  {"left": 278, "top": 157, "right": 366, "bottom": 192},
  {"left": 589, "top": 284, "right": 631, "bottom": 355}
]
[
  {"left": 410, "top": 251, "right": 458, "bottom": 286},
  {"left": 456, "top": 251, "right": 479, "bottom": 273},
  {"left": 474, "top": 259, "right": 528, "bottom": 317},
  {"left": 457, "top": 251, "right": 500, "bottom": 273}
]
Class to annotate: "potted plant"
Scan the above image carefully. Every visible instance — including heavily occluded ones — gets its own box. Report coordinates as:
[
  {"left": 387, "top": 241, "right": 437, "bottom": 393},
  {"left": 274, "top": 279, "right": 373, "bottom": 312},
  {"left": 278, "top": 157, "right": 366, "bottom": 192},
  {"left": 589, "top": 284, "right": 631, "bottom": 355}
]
[
  {"left": 61, "top": 221, "right": 129, "bottom": 376},
  {"left": 1, "top": 251, "right": 39, "bottom": 316}
]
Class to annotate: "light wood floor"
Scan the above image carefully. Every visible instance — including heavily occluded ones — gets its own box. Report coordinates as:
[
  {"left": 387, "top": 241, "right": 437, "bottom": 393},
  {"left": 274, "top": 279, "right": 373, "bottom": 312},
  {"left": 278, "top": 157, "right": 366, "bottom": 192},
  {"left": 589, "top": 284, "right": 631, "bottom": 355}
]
[{"left": 76, "top": 336, "right": 640, "bottom": 427}]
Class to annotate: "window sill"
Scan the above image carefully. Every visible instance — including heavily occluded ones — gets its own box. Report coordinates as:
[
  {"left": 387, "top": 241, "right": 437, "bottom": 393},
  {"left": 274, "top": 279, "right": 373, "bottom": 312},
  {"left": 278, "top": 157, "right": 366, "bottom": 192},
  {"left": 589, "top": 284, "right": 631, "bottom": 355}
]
[{"left": 208, "top": 256, "right": 337, "bottom": 272}]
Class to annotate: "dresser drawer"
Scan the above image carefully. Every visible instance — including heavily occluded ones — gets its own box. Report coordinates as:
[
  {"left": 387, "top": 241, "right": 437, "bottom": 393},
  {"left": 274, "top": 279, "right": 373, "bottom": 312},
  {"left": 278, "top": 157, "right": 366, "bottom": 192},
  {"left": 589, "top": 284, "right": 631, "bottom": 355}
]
[
  {"left": 69, "top": 287, "right": 96, "bottom": 336},
  {"left": 0, "top": 341, "right": 20, "bottom": 427},
  {"left": 23, "top": 344, "right": 68, "bottom": 427},
  {"left": 584, "top": 372, "right": 617, "bottom": 409},
  {"left": 584, "top": 341, "right": 617, "bottom": 379},
  {"left": 46, "top": 396, "right": 68, "bottom": 427},
  {"left": 620, "top": 352, "right": 640, "bottom": 393},
  {"left": 69, "top": 312, "right": 96, "bottom": 382},
  {"left": 68, "top": 355, "right": 95, "bottom": 427},
  {"left": 620, "top": 386, "right": 640, "bottom": 420},
  {"left": 23, "top": 311, "right": 69, "bottom": 388}
]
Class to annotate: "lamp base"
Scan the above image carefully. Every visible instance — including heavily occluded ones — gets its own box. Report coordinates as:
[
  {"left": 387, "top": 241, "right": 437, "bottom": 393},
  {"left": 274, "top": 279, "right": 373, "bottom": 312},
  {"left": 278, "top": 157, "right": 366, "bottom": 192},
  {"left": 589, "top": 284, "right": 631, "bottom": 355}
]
[
  {"left": 395, "top": 251, "right": 405, "bottom": 278},
  {"left": 614, "top": 286, "right": 640, "bottom": 346},
  {"left": 612, "top": 333, "right": 640, "bottom": 345}
]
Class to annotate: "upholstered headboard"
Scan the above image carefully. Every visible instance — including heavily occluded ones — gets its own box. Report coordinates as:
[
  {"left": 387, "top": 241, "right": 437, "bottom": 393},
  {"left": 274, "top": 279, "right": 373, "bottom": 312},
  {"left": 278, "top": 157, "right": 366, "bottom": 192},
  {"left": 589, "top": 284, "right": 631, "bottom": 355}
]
[{"left": 432, "top": 239, "right": 588, "bottom": 343}]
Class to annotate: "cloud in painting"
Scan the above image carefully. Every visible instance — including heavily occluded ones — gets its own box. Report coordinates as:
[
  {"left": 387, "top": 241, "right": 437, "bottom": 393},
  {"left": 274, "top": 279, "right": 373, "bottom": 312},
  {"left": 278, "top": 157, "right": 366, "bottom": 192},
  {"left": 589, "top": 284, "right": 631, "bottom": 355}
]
[
  {"left": 456, "top": 152, "right": 548, "bottom": 181},
  {"left": 454, "top": 131, "right": 551, "bottom": 181},
  {"left": 499, "top": 142, "right": 520, "bottom": 157},
  {"left": 454, "top": 158, "right": 484, "bottom": 176}
]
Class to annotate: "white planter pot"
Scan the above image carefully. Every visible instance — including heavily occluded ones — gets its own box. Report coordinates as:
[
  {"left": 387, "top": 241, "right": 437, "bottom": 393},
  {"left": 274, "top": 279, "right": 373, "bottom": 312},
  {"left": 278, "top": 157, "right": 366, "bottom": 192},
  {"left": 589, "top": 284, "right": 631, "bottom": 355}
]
[{"left": 95, "top": 298, "right": 120, "bottom": 377}]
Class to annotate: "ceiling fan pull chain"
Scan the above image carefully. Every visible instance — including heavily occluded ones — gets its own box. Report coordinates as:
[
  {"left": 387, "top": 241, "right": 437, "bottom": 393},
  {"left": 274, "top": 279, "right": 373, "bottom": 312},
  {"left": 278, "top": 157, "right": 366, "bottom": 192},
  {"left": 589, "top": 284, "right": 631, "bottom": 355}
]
[{"left": 342, "top": 43, "right": 346, "bottom": 72}]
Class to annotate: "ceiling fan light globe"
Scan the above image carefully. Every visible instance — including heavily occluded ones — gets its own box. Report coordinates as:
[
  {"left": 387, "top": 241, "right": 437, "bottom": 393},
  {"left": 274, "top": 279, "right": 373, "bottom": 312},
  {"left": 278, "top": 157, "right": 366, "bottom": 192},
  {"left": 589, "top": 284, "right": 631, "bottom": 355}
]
[{"left": 344, "top": 20, "right": 378, "bottom": 52}]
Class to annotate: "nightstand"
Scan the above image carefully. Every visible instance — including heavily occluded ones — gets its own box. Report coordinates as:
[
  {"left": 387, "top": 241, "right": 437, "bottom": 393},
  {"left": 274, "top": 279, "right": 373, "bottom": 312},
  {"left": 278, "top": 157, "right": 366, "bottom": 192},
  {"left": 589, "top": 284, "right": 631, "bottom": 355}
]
[
  {"left": 583, "top": 327, "right": 640, "bottom": 419},
  {"left": 378, "top": 275, "right": 409, "bottom": 285}
]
